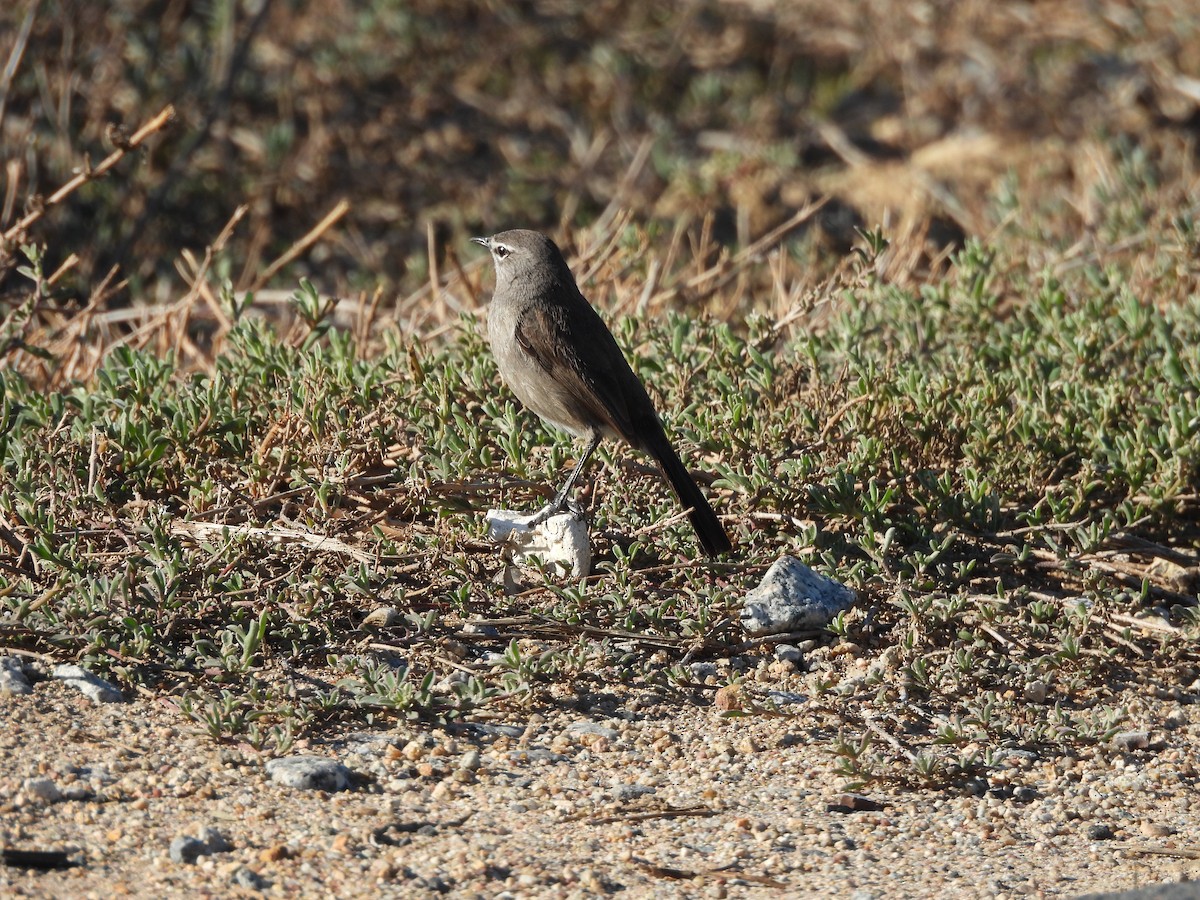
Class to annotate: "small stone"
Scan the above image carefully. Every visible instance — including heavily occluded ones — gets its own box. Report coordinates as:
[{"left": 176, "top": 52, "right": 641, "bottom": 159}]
[
  {"left": 265, "top": 756, "right": 352, "bottom": 792},
  {"left": 1024, "top": 680, "right": 1048, "bottom": 704},
  {"left": 740, "top": 555, "right": 855, "bottom": 636},
  {"left": 459, "top": 749, "right": 482, "bottom": 771},
  {"left": 774, "top": 644, "right": 804, "bottom": 664},
  {"left": 330, "top": 833, "right": 353, "bottom": 854},
  {"left": 169, "top": 835, "right": 208, "bottom": 865},
  {"left": 461, "top": 622, "right": 499, "bottom": 637},
  {"left": 830, "top": 793, "right": 885, "bottom": 812},
  {"left": 713, "top": 685, "right": 743, "bottom": 711},
  {"left": 52, "top": 664, "right": 123, "bottom": 703},
  {"left": 402, "top": 739, "right": 427, "bottom": 761},
  {"left": 611, "top": 784, "right": 655, "bottom": 802},
  {"left": 735, "top": 736, "right": 760, "bottom": 755},
  {"left": 258, "top": 844, "right": 291, "bottom": 863},
  {"left": 22, "top": 776, "right": 62, "bottom": 804},
  {"left": 230, "top": 865, "right": 271, "bottom": 891},
  {"left": 169, "top": 827, "right": 231, "bottom": 864},
  {"left": 1112, "top": 731, "right": 1151, "bottom": 752},
  {"left": 197, "top": 827, "right": 232, "bottom": 853},
  {"left": 361, "top": 606, "right": 399, "bottom": 629},
  {"left": 0, "top": 656, "right": 32, "bottom": 695},
  {"left": 1141, "top": 821, "right": 1173, "bottom": 838},
  {"left": 1087, "top": 824, "right": 1115, "bottom": 840},
  {"left": 565, "top": 722, "right": 619, "bottom": 741},
  {"left": 1012, "top": 786, "right": 1037, "bottom": 803}
]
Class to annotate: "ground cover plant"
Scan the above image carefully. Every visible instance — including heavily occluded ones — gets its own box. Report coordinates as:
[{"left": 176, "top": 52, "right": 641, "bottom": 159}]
[{"left": 1, "top": 0, "right": 1198, "bottom": 798}]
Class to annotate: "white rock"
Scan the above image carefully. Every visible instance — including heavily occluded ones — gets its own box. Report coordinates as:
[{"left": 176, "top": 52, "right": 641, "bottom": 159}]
[
  {"left": 22, "top": 776, "right": 62, "bottom": 804},
  {"left": 52, "top": 664, "right": 123, "bottom": 703},
  {"left": 486, "top": 508, "right": 591, "bottom": 577}
]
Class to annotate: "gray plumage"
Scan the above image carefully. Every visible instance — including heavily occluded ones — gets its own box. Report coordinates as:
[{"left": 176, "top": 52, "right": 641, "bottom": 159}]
[{"left": 473, "top": 229, "right": 732, "bottom": 557}]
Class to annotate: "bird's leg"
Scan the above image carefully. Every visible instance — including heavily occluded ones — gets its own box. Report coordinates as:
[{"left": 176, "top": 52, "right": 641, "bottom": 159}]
[{"left": 527, "top": 433, "right": 602, "bottom": 525}]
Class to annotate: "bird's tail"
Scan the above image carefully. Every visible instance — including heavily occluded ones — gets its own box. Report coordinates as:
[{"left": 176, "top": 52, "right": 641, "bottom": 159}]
[{"left": 648, "top": 434, "right": 732, "bottom": 557}]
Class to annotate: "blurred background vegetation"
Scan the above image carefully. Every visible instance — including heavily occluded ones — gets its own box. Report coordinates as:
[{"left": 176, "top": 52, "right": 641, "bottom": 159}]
[{"left": 2, "top": 0, "right": 1198, "bottom": 319}]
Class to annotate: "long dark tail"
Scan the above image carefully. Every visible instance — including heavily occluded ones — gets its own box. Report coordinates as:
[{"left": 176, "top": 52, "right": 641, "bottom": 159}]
[{"left": 647, "top": 433, "right": 732, "bottom": 557}]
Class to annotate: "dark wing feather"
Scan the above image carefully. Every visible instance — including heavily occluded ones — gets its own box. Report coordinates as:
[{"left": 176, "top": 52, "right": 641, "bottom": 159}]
[{"left": 512, "top": 292, "right": 653, "bottom": 444}]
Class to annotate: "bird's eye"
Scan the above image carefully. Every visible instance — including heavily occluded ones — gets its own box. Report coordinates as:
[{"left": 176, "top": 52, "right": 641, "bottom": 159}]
[{"left": 494, "top": 245, "right": 510, "bottom": 259}]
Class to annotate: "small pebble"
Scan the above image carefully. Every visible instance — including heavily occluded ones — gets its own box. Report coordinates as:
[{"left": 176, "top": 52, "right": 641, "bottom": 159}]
[
  {"left": 1112, "top": 731, "right": 1151, "bottom": 752},
  {"left": 0, "top": 656, "right": 32, "bottom": 695},
  {"left": 265, "top": 756, "right": 352, "bottom": 792},
  {"left": 459, "top": 749, "right": 482, "bottom": 771},
  {"left": 169, "top": 835, "right": 208, "bottom": 865},
  {"left": 230, "top": 865, "right": 271, "bottom": 890},
  {"left": 774, "top": 644, "right": 804, "bottom": 664}
]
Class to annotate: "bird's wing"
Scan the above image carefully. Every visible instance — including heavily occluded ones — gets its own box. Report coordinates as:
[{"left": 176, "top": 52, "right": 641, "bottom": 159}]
[{"left": 513, "top": 297, "right": 648, "bottom": 441}]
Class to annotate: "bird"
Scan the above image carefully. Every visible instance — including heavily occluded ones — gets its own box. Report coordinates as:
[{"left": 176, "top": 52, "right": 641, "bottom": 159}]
[{"left": 472, "top": 229, "right": 732, "bottom": 557}]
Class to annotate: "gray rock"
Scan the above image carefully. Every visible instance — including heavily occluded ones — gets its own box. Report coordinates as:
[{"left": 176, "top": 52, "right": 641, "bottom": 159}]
[
  {"left": 1088, "top": 823, "right": 1116, "bottom": 840},
  {"left": 774, "top": 644, "right": 804, "bottom": 664},
  {"left": 0, "top": 656, "right": 32, "bottom": 695},
  {"left": 767, "top": 690, "right": 808, "bottom": 707},
  {"left": 459, "top": 749, "right": 482, "bottom": 771},
  {"left": 611, "top": 784, "right": 655, "bottom": 801},
  {"left": 471, "top": 723, "right": 524, "bottom": 739},
  {"left": 169, "top": 827, "right": 232, "bottom": 864},
  {"left": 231, "top": 865, "right": 271, "bottom": 890},
  {"left": 740, "top": 555, "right": 855, "bottom": 636},
  {"left": 565, "top": 722, "right": 619, "bottom": 741},
  {"left": 197, "top": 827, "right": 232, "bottom": 853},
  {"left": 1112, "top": 731, "right": 1151, "bottom": 752},
  {"left": 265, "top": 756, "right": 352, "bottom": 792},
  {"left": 51, "top": 664, "right": 123, "bottom": 703},
  {"left": 169, "top": 835, "right": 208, "bottom": 865}
]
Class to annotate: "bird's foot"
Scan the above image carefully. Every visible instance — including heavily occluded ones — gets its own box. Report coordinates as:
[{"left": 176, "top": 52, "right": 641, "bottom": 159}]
[{"left": 526, "top": 496, "right": 584, "bottom": 527}]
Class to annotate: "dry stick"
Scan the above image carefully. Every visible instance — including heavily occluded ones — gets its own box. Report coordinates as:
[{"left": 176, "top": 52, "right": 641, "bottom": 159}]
[
  {"left": 171, "top": 520, "right": 374, "bottom": 564},
  {"left": 579, "top": 207, "right": 634, "bottom": 282},
  {"left": 819, "top": 393, "right": 873, "bottom": 441},
  {"left": 588, "top": 806, "right": 719, "bottom": 825},
  {"left": 426, "top": 219, "right": 442, "bottom": 310},
  {"left": 247, "top": 198, "right": 350, "bottom": 293},
  {"left": 445, "top": 244, "right": 480, "bottom": 308},
  {"left": 1108, "top": 612, "right": 1182, "bottom": 636},
  {"left": 1, "top": 105, "right": 175, "bottom": 245},
  {"left": 101, "top": 206, "right": 247, "bottom": 362},
  {"left": 589, "top": 136, "right": 654, "bottom": 240},
  {"left": 1110, "top": 844, "right": 1200, "bottom": 860},
  {"left": 175, "top": 205, "right": 249, "bottom": 357},
  {"left": 0, "top": 0, "right": 39, "bottom": 136},
  {"left": 691, "top": 199, "right": 829, "bottom": 294},
  {"left": 2, "top": 159, "right": 20, "bottom": 227}
]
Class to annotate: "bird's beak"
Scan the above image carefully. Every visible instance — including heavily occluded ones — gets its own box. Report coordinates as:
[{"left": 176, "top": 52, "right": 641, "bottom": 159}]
[{"left": 470, "top": 236, "right": 489, "bottom": 248}]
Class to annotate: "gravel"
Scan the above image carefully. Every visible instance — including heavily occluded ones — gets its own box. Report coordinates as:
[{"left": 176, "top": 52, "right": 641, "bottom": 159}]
[{"left": 1, "top": 679, "right": 1197, "bottom": 897}]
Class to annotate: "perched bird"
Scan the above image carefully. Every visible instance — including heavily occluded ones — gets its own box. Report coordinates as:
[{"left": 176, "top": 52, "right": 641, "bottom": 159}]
[{"left": 472, "top": 229, "right": 732, "bottom": 557}]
